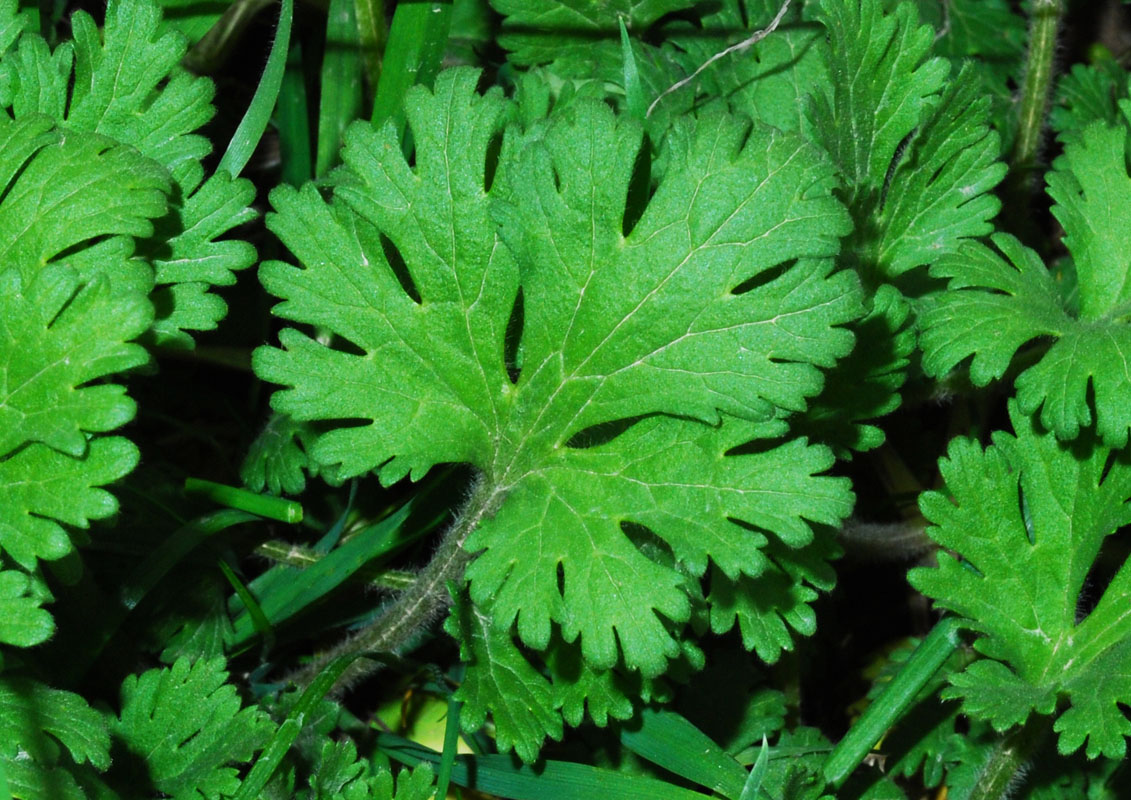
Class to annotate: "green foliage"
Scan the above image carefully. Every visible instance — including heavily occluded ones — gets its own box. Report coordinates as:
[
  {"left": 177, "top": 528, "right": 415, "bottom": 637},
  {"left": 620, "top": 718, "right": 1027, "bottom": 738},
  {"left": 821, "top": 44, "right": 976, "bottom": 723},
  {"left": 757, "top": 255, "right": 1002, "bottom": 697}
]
[
  {"left": 922, "top": 120, "right": 1131, "bottom": 447},
  {"left": 257, "top": 67, "right": 858, "bottom": 682},
  {"left": 11, "top": 0, "right": 1131, "bottom": 797},
  {"left": 113, "top": 657, "right": 276, "bottom": 798},
  {"left": 912, "top": 403, "right": 1131, "bottom": 759}
]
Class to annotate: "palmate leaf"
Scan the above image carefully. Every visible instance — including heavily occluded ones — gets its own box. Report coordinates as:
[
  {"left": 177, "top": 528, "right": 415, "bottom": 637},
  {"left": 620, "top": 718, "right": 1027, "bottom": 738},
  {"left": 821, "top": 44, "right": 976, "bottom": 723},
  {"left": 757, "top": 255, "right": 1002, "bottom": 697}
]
[
  {"left": 921, "top": 121, "right": 1131, "bottom": 447},
  {"left": 257, "top": 66, "right": 858, "bottom": 691},
  {"left": 910, "top": 403, "right": 1131, "bottom": 759},
  {"left": 113, "top": 657, "right": 275, "bottom": 800},
  {"left": 809, "top": 0, "right": 1004, "bottom": 284},
  {"left": 0, "top": 0, "right": 258, "bottom": 346}
]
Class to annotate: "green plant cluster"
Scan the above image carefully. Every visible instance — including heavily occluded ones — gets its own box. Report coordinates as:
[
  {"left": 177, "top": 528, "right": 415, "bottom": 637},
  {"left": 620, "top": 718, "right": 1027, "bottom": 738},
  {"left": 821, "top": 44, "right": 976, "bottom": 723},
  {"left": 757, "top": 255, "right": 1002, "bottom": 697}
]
[{"left": 4, "top": 0, "right": 1131, "bottom": 797}]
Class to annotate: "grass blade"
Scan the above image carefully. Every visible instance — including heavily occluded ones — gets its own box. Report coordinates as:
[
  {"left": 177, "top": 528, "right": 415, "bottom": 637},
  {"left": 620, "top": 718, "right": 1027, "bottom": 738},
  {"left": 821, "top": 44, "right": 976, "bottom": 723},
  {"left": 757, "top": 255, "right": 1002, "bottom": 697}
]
[
  {"left": 184, "top": 477, "right": 303, "bottom": 523},
  {"left": 821, "top": 616, "right": 963, "bottom": 788},
  {"left": 277, "top": 41, "right": 313, "bottom": 185},
  {"left": 316, "top": 0, "right": 364, "bottom": 176},
  {"left": 739, "top": 737, "right": 770, "bottom": 800},
  {"left": 370, "top": 0, "right": 452, "bottom": 135},
  {"left": 217, "top": 0, "right": 294, "bottom": 177},
  {"left": 226, "top": 501, "right": 415, "bottom": 647},
  {"left": 378, "top": 733, "right": 713, "bottom": 800},
  {"left": 620, "top": 706, "right": 747, "bottom": 799}
]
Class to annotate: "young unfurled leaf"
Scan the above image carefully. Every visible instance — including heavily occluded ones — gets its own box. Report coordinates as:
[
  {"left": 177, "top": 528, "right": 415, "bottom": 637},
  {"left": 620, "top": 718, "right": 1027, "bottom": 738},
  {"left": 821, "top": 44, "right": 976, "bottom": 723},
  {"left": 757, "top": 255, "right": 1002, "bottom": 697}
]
[
  {"left": 921, "top": 121, "right": 1131, "bottom": 447},
  {"left": 113, "top": 657, "right": 276, "bottom": 799},
  {"left": 256, "top": 67, "right": 857, "bottom": 684},
  {"left": 910, "top": 403, "right": 1131, "bottom": 759}
]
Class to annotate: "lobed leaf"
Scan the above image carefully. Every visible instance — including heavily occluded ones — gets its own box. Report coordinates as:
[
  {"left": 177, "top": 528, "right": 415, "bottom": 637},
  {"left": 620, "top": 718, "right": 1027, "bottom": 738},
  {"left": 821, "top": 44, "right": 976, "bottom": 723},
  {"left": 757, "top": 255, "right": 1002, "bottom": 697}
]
[
  {"left": 921, "top": 122, "right": 1131, "bottom": 447},
  {"left": 257, "top": 67, "right": 858, "bottom": 688},
  {"left": 0, "top": 677, "right": 110, "bottom": 770},
  {"left": 0, "top": 567, "right": 54, "bottom": 647},
  {"left": 0, "top": 0, "right": 259, "bottom": 346},
  {"left": 447, "top": 593, "right": 563, "bottom": 762},
  {"left": 113, "top": 657, "right": 276, "bottom": 800},
  {"left": 910, "top": 403, "right": 1131, "bottom": 759}
]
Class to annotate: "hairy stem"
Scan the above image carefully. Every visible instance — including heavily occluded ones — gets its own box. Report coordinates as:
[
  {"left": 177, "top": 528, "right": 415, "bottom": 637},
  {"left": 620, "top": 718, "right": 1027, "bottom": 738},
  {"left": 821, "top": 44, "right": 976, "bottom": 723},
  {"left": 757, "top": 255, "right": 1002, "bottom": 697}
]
[
  {"left": 1012, "top": 0, "right": 1065, "bottom": 183},
  {"left": 967, "top": 714, "right": 1051, "bottom": 800},
  {"left": 287, "top": 477, "right": 502, "bottom": 692}
]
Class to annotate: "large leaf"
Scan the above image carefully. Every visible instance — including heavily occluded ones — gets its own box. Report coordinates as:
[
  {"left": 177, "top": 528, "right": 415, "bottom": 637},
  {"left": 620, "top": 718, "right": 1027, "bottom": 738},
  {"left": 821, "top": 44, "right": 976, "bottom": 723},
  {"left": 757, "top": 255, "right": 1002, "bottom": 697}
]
[
  {"left": 921, "top": 121, "right": 1131, "bottom": 447},
  {"left": 256, "top": 66, "right": 857, "bottom": 704},
  {"left": 910, "top": 403, "right": 1131, "bottom": 759}
]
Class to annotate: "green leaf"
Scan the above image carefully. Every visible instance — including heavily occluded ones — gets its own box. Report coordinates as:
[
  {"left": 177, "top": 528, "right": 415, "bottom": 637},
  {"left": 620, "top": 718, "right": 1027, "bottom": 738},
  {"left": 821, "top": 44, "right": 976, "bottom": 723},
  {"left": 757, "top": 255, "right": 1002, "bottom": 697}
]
[
  {"left": 256, "top": 68, "right": 858, "bottom": 676},
  {"left": 113, "top": 657, "right": 276, "bottom": 799},
  {"left": 0, "top": 677, "right": 110, "bottom": 769},
  {"left": 921, "top": 122, "right": 1131, "bottom": 447},
  {"left": 0, "top": 567, "right": 54, "bottom": 647},
  {"left": 663, "top": 0, "right": 827, "bottom": 135},
  {"left": 619, "top": 706, "right": 748, "bottom": 799},
  {"left": 810, "top": 0, "right": 1005, "bottom": 283},
  {"left": 0, "top": 116, "right": 167, "bottom": 296},
  {"left": 0, "top": 265, "right": 151, "bottom": 460},
  {"left": 146, "top": 172, "right": 258, "bottom": 347},
  {"left": 1, "top": 0, "right": 259, "bottom": 346},
  {"left": 708, "top": 517, "right": 839, "bottom": 663},
  {"left": 0, "top": 436, "right": 140, "bottom": 571},
  {"left": 1051, "top": 62, "right": 1129, "bottom": 144},
  {"left": 491, "top": 0, "right": 692, "bottom": 69},
  {"left": 446, "top": 592, "right": 563, "bottom": 763},
  {"left": 241, "top": 413, "right": 322, "bottom": 496},
  {"left": 909, "top": 403, "right": 1131, "bottom": 759}
]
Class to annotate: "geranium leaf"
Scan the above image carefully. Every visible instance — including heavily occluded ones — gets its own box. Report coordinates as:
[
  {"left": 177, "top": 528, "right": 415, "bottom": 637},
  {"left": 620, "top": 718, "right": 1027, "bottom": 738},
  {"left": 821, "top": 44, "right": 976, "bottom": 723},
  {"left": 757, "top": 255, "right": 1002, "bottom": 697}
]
[
  {"left": 256, "top": 66, "right": 858, "bottom": 689},
  {"left": 910, "top": 403, "right": 1131, "bottom": 759}
]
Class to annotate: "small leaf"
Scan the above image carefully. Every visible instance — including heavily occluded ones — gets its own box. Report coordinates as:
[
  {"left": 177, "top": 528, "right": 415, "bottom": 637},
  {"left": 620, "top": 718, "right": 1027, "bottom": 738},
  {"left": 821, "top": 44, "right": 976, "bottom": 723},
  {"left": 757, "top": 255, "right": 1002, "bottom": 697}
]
[
  {"left": 114, "top": 657, "right": 276, "bottom": 799},
  {"left": 0, "top": 677, "right": 111, "bottom": 770}
]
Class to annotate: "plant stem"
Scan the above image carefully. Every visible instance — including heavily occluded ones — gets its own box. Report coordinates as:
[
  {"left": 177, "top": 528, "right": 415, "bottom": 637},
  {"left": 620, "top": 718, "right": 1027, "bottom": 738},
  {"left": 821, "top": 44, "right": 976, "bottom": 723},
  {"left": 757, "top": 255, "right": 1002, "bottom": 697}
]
[
  {"left": 967, "top": 714, "right": 1051, "bottom": 800},
  {"left": 1011, "top": 0, "right": 1064, "bottom": 186},
  {"left": 287, "top": 476, "right": 503, "bottom": 691}
]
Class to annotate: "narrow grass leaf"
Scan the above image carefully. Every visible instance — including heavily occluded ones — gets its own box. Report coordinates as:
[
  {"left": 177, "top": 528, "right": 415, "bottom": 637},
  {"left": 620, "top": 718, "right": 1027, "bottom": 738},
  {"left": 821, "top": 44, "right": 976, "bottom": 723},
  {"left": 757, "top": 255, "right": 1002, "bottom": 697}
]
[
  {"left": 822, "top": 616, "right": 962, "bottom": 787},
  {"left": 226, "top": 501, "right": 415, "bottom": 647},
  {"left": 739, "top": 736, "right": 769, "bottom": 800},
  {"left": 217, "top": 558, "right": 275, "bottom": 654},
  {"left": 217, "top": 0, "right": 294, "bottom": 177},
  {"left": 620, "top": 706, "right": 747, "bottom": 798},
  {"left": 316, "top": 0, "right": 364, "bottom": 176},
  {"left": 378, "top": 733, "right": 713, "bottom": 800},
  {"left": 434, "top": 696, "right": 462, "bottom": 800},
  {"left": 184, "top": 477, "right": 303, "bottom": 523},
  {"left": 277, "top": 42, "right": 314, "bottom": 185},
  {"left": 369, "top": 0, "right": 452, "bottom": 134}
]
